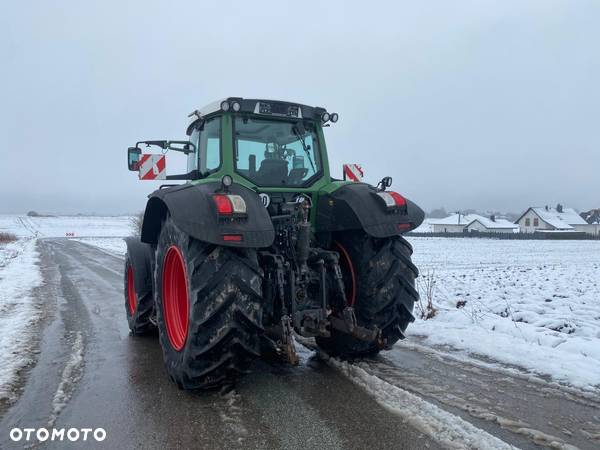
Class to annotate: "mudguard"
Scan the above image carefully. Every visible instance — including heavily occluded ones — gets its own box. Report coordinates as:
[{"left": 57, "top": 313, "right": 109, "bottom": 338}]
[
  {"left": 316, "top": 183, "right": 425, "bottom": 238},
  {"left": 140, "top": 182, "right": 275, "bottom": 248},
  {"left": 124, "top": 238, "right": 154, "bottom": 295}
]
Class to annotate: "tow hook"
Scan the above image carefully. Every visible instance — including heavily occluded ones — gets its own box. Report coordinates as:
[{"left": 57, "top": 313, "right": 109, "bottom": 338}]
[{"left": 281, "top": 315, "right": 299, "bottom": 365}]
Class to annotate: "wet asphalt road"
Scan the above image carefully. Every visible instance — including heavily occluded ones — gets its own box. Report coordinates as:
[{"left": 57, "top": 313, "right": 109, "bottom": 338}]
[{"left": 0, "top": 239, "right": 440, "bottom": 450}]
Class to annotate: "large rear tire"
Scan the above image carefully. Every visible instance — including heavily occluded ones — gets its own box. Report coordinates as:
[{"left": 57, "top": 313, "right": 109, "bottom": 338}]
[
  {"left": 155, "top": 217, "right": 264, "bottom": 389},
  {"left": 124, "top": 254, "right": 155, "bottom": 335},
  {"left": 317, "top": 232, "right": 418, "bottom": 357}
]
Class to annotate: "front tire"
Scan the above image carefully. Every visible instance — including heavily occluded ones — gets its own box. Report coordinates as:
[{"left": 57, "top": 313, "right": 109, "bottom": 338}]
[
  {"left": 155, "top": 217, "right": 264, "bottom": 389},
  {"left": 317, "top": 232, "right": 418, "bottom": 357}
]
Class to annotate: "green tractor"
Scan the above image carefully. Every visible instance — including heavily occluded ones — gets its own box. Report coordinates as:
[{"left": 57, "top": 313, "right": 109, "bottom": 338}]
[{"left": 125, "top": 98, "right": 424, "bottom": 389}]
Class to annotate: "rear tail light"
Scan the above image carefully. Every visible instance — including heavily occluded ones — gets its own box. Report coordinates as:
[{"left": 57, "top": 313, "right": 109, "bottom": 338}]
[
  {"left": 222, "top": 234, "right": 243, "bottom": 242},
  {"left": 213, "top": 194, "right": 247, "bottom": 215},
  {"left": 377, "top": 191, "right": 407, "bottom": 209}
]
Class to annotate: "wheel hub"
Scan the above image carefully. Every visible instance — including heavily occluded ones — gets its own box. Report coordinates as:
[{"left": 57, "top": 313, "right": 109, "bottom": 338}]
[{"left": 162, "top": 246, "right": 189, "bottom": 351}]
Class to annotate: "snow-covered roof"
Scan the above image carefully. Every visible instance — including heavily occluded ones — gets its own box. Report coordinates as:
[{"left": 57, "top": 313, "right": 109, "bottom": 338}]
[
  {"left": 428, "top": 213, "right": 476, "bottom": 226},
  {"left": 466, "top": 216, "right": 519, "bottom": 230},
  {"left": 430, "top": 213, "right": 518, "bottom": 229},
  {"left": 526, "top": 207, "right": 587, "bottom": 230}
]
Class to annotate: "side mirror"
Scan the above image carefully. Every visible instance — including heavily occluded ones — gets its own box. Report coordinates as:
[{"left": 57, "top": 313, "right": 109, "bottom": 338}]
[{"left": 128, "top": 147, "right": 141, "bottom": 171}]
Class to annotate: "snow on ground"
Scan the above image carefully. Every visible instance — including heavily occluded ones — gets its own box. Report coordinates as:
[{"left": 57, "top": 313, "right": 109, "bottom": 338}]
[
  {"left": 405, "top": 237, "right": 600, "bottom": 391},
  {"left": 0, "top": 214, "right": 134, "bottom": 238},
  {"left": 0, "top": 238, "right": 43, "bottom": 402},
  {"left": 328, "top": 356, "right": 515, "bottom": 450},
  {"left": 72, "top": 238, "right": 127, "bottom": 256}
]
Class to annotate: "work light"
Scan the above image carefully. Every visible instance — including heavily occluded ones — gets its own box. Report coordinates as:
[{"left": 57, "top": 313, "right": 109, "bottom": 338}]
[
  {"left": 221, "top": 174, "right": 233, "bottom": 188},
  {"left": 330, "top": 113, "right": 339, "bottom": 123},
  {"left": 220, "top": 100, "right": 230, "bottom": 111},
  {"left": 231, "top": 101, "right": 241, "bottom": 112},
  {"left": 322, "top": 112, "right": 330, "bottom": 123}
]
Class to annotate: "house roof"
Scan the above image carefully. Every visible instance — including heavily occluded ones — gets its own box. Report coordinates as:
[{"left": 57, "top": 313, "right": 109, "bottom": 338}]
[
  {"left": 516, "top": 206, "right": 587, "bottom": 230},
  {"left": 430, "top": 213, "right": 518, "bottom": 229},
  {"left": 428, "top": 213, "right": 476, "bottom": 226},
  {"left": 466, "top": 216, "right": 519, "bottom": 230}
]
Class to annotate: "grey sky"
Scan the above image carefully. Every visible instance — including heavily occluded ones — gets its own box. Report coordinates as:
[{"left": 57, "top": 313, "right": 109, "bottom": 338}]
[{"left": 1, "top": 1, "right": 598, "bottom": 215}]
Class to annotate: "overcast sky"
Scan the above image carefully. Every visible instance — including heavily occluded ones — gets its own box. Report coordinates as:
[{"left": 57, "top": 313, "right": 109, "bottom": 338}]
[{"left": 1, "top": 1, "right": 598, "bottom": 215}]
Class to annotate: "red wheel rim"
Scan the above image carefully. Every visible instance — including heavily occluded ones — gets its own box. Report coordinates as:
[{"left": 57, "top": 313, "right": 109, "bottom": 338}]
[
  {"left": 127, "top": 265, "right": 137, "bottom": 314},
  {"left": 162, "top": 246, "right": 189, "bottom": 351},
  {"left": 334, "top": 241, "right": 357, "bottom": 306}
]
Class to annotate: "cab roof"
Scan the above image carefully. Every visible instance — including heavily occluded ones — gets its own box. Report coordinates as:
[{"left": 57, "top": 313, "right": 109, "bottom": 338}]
[{"left": 186, "top": 97, "right": 328, "bottom": 135}]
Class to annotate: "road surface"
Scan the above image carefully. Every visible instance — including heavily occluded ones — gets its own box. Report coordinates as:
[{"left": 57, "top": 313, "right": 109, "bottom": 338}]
[{"left": 1, "top": 239, "right": 599, "bottom": 449}]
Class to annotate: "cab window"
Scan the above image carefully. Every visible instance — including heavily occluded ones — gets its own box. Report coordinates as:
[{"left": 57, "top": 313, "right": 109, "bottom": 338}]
[
  {"left": 188, "top": 117, "right": 221, "bottom": 176},
  {"left": 234, "top": 117, "right": 321, "bottom": 187}
]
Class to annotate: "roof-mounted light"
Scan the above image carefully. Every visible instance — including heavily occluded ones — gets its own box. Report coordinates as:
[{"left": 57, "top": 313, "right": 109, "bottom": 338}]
[
  {"left": 322, "top": 112, "right": 330, "bottom": 123},
  {"left": 220, "top": 100, "right": 230, "bottom": 112},
  {"left": 231, "top": 101, "right": 241, "bottom": 112},
  {"left": 330, "top": 113, "right": 339, "bottom": 123}
]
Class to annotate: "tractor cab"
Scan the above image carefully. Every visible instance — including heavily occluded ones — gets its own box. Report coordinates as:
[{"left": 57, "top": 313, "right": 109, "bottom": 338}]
[
  {"left": 128, "top": 98, "right": 340, "bottom": 190},
  {"left": 185, "top": 98, "right": 338, "bottom": 189}
]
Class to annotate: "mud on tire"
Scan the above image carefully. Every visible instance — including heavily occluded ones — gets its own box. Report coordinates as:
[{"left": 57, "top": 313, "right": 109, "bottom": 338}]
[
  {"left": 316, "top": 232, "right": 418, "bottom": 357},
  {"left": 124, "top": 255, "right": 156, "bottom": 335},
  {"left": 155, "top": 217, "right": 264, "bottom": 389}
]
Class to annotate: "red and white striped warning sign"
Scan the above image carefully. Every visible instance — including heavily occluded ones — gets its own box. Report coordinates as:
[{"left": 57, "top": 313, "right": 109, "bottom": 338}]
[
  {"left": 138, "top": 154, "right": 166, "bottom": 180},
  {"left": 343, "top": 164, "right": 364, "bottom": 182}
]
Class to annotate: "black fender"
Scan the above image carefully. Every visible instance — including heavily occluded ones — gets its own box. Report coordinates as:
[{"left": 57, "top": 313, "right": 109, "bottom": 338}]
[
  {"left": 140, "top": 182, "right": 275, "bottom": 248},
  {"left": 124, "top": 237, "right": 154, "bottom": 295},
  {"left": 316, "top": 183, "right": 425, "bottom": 238}
]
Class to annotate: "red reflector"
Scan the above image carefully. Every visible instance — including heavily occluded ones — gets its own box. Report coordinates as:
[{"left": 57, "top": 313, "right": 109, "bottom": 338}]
[
  {"left": 213, "top": 194, "right": 233, "bottom": 215},
  {"left": 397, "top": 223, "right": 412, "bottom": 231},
  {"left": 389, "top": 192, "right": 407, "bottom": 207},
  {"left": 222, "top": 234, "right": 243, "bottom": 242}
]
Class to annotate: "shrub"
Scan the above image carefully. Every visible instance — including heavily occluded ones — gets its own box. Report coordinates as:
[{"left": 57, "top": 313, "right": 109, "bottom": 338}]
[
  {"left": 130, "top": 212, "right": 144, "bottom": 236},
  {"left": 416, "top": 269, "right": 437, "bottom": 320},
  {"left": 0, "top": 232, "right": 18, "bottom": 243}
]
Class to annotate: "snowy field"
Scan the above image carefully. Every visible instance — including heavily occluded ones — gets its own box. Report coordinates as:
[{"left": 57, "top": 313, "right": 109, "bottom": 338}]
[
  {"left": 406, "top": 237, "right": 600, "bottom": 392},
  {"left": 73, "top": 237, "right": 128, "bottom": 256},
  {"left": 0, "top": 214, "right": 133, "bottom": 238}
]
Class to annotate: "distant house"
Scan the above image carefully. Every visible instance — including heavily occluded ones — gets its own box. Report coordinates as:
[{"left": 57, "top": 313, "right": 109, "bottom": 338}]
[
  {"left": 515, "top": 205, "right": 598, "bottom": 235},
  {"left": 428, "top": 213, "right": 518, "bottom": 234},
  {"left": 465, "top": 215, "right": 519, "bottom": 234},
  {"left": 429, "top": 213, "right": 473, "bottom": 233}
]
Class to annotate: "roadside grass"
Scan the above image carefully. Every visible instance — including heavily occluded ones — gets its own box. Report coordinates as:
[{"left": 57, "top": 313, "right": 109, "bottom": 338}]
[{"left": 0, "top": 232, "right": 18, "bottom": 244}]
